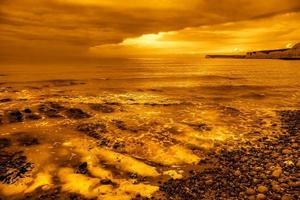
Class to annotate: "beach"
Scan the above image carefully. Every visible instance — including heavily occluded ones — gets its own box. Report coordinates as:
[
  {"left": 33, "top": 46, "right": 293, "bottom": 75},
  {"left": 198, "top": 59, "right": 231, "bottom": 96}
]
[{"left": 0, "top": 58, "right": 299, "bottom": 199}]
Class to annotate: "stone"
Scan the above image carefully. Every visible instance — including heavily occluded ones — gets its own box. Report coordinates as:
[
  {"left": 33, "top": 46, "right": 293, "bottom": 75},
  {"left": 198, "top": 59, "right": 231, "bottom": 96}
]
[
  {"left": 0, "top": 98, "right": 12, "bottom": 103},
  {"left": 256, "top": 193, "right": 266, "bottom": 200},
  {"left": 257, "top": 185, "right": 268, "bottom": 193},
  {"left": 100, "top": 179, "right": 113, "bottom": 185},
  {"left": 291, "top": 143, "right": 299, "bottom": 148},
  {"left": 246, "top": 188, "right": 256, "bottom": 195},
  {"left": 296, "top": 160, "right": 300, "bottom": 168},
  {"left": 7, "top": 110, "right": 23, "bottom": 123},
  {"left": 281, "top": 194, "right": 292, "bottom": 200},
  {"left": 282, "top": 149, "right": 292, "bottom": 155},
  {"left": 23, "top": 108, "right": 32, "bottom": 113},
  {"left": 17, "top": 134, "right": 39, "bottom": 146},
  {"left": 65, "top": 108, "right": 90, "bottom": 119},
  {"left": 89, "top": 104, "right": 115, "bottom": 113},
  {"left": 26, "top": 114, "right": 41, "bottom": 120},
  {"left": 76, "top": 162, "right": 89, "bottom": 175},
  {"left": 0, "top": 138, "right": 11, "bottom": 149},
  {"left": 234, "top": 170, "right": 241, "bottom": 177},
  {"left": 272, "top": 184, "right": 281, "bottom": 192},
  {"left": 272, "top": 167, "right": 283, "bottom": 178}
]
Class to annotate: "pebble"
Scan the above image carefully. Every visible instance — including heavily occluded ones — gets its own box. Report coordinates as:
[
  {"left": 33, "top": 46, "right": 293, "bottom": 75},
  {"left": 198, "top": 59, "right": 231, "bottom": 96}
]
[
  {"left": 296, "top": 160, "right": 300, "bottom": 168},
  {"left": 281, "top": 194, "right": 292, "bottom": 200},
  {"left": 257, "top": 185, "right": 268, "bottom": 193},
  {"left": 246, "top": 188, "right": 256, "bottom": 195},
  {"left": 272, "top": 184, "right": 281, "bottom": 192},
  {"left": 256, "top": 193, "right": 266, "bottom": 200},
  {"left": 272, "top": 167, "right": 283, "bottom": 178},
  {"left": 234, "top": 170, "right": 241, "bottom": 177},
  {"left": 282, "top": 149, "right": 292, "bottom": 155}
]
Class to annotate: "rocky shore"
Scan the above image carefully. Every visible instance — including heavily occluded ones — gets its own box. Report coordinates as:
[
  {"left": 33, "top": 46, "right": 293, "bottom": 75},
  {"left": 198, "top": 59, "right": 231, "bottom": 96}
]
[{"left": 159, "top": 110, "right": 300, "bottom": 200}]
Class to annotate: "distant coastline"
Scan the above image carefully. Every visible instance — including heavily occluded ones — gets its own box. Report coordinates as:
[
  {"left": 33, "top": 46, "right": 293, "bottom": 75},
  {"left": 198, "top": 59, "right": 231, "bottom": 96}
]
[{"left": 206, "top": 43, "right": 300, "bottom": 60}]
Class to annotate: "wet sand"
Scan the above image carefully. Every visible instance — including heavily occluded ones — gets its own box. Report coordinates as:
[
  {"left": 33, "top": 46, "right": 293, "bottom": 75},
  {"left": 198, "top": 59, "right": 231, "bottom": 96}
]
[{"left": 0, "top": 58, "right": 299, "bottom": 199}]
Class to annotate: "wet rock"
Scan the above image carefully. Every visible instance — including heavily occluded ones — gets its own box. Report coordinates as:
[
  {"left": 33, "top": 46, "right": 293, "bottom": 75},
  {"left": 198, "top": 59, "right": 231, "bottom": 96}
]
[
  {"left": 113, "top": 120, "right": 127, "bottom": 130},
  {"left": 23, "top": 108, "right": 32, "bottom": 113},
  {"left": 100, "top": 179, "right": 113, "bottom": 185},
  {"left": 23, "top": 187, "right": 96, "bottom": 200},
  {"left": 112, "top": 141, "right": 125, "bottom": 150},
  {"left": 39, "top": 104, "right": 61, "bottom": 118},
  {"left": 48, "top": 102, "right": 64, "bottom": 110},
  {"left": 0, "top": 98, "right": 12, "bottom": 103},
  {"left": 187, "top": 123, "right": 212, "bottom": 132},
  {"left": 7, "top": 109, "right": 23, "bottom": 123},
  {"left": 76, "top": 162, "right": 89, "bottom": 175},
  {"left": 0, "top": 138, "right": 11, "bottom": 149},
  {"left": 26, "top": 113, "right": 42, "bottom": 120},
  {"left": 0, "top": 151, "right": 33, "bottom": 184},
  {"left": 16, "top": 133, "right": 39, "bottom": 146},
  {"left": 77, "top": 123, "right": 107, "bottom": 139},
  {"left": 89, "top": 104, "right": 115, "bottom": 113},
  {"left": 278, "top": 110, "right": 300, "bottom": 135},
  {"left": 222, "top": 106, "right": 241, "bottom": 116},
  {"left": 65, "top": 108, "right": 90, "bottom": 119}
]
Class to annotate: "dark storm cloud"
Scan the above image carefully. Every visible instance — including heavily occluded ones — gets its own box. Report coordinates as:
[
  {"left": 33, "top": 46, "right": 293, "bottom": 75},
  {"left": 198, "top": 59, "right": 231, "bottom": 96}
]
[{"left": 0, "top": 0, "right": 300, "bottom": 62}]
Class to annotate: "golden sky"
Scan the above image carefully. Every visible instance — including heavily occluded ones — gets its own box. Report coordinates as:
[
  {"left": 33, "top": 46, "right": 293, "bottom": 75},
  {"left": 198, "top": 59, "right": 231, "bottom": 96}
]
[{"left": 1, "top": 0, "right": 300, "bottom": 62}]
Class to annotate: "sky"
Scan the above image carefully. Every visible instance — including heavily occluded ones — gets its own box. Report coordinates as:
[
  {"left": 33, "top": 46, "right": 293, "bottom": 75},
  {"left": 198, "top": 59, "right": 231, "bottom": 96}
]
[{"left": 1, "top": 0, "right": 300, "bottom": 63}]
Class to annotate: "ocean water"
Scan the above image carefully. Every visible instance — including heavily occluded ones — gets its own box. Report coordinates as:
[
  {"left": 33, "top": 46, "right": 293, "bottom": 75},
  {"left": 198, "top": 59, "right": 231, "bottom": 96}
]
[{"left": 0, "top": 58, "right": 299, "bottom": 198}]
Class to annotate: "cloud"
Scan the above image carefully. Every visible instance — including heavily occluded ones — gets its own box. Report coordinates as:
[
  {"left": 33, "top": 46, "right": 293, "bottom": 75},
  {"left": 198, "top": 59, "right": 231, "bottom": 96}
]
[
  {"left": 90, "top": 12, "right": 300, "bottom": 57},
  {"left": 0, "top": 0, "right": 300, "bottom": 62}
]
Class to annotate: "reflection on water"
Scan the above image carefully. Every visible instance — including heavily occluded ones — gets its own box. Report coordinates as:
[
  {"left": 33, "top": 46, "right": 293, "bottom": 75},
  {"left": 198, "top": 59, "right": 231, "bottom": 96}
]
[{"left": 0, "top": 58, "right": 299, "bottom": 199}]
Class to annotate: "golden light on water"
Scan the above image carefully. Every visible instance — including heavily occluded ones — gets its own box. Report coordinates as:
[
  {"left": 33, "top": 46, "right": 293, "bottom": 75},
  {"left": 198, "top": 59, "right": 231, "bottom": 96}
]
[{"left": 0, "top": 1, "right": 300, "bottom": 200}]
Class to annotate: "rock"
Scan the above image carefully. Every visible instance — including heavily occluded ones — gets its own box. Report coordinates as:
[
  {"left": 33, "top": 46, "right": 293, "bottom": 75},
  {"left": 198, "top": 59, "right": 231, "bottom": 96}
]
[
  {"left": 113, "top": 120, "right": 127, "bottom": 130},
  {"left": 0, "top": 138, "right": 11, "bottom": 149},
  {"left": 77, "top": 123, "right": 107, "bottom": 139},
  {"left": 272, "top": 167, "right": 283, "bottom": 178},
  {"left": 7, "top": 110, "right": 23, "bottom": 122},
  {"left": 291, "top": 143, "right": 299, "bottom": 148},
  {"left": 76, "top": 162, "right": 89, "bottom": 175},
  {"left": 89, "top": 104, "right": 115, "bottom": 113},
  {"left": 0, "top": 98, "right": 12, "bottom": 103},
  {"left": 281, "top": 194, "right": 292, "bottom": 200},
  {"left": 288, "top": 181, "right": 300, "bottom": 187},
  {"left": 0, "top": 151, "right": 33, "bottom": 184},
  {"left": 256, "top": 193, "right": 266, "bottom": 200},
  {"left": 234, "top": 170, "right": 241, "bottom": 177},
  {"left": 100, "top": 179, "right": 113, "bottom": 185},
  {"left": 39, "top": 104, "right": 61, "bottom": 118},
  {"left": 282, "top": 149, "right": 292, "bottom": 155},
  {"left": 187, "top": 123, "right": 212, "bottom": 132},
  {"left": 65, "top": 108, "right": 90, "bottom": 119},
  {"left": 246, "top": 188, "right": 256, "bottom": 195},
  {"left": 48, "top": 102, "right": 64, "bottom": 110},
  {"left": 257, "top": 185, "right": 268, "bottom": 193},
  {"left": 16, "top": 133, "right": 39, "bottom": 146},
  {"left": 26, "top": 114, "right": 42, "bottom": 120},
  {"left": 296, "top": 160, "right": 300, "bottom": 168},
  {"left": 23, "top": 108, "right": 32, "bottom": 113},
  {"left": 271, "top": 184, "right": 281, "bottom": 192},
  {"left": 248, "top": 195, "right": 256, "bottom": 200}
]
